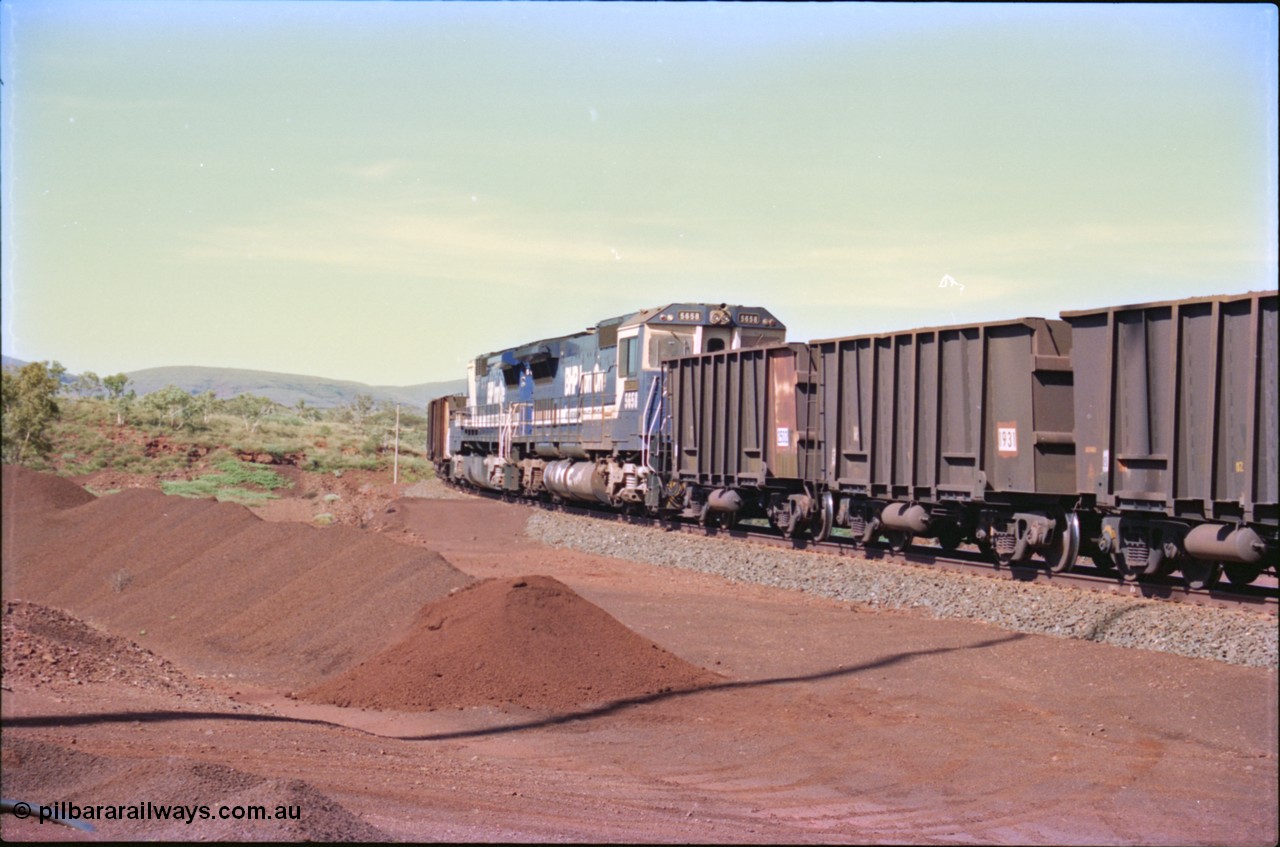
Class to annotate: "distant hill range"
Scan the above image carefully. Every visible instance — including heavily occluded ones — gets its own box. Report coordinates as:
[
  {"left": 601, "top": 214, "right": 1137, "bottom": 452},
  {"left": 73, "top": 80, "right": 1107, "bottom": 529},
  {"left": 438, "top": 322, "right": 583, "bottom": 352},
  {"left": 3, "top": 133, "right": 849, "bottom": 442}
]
[{"left": 1, "top": 356, "right": 465, "bottom": 409}]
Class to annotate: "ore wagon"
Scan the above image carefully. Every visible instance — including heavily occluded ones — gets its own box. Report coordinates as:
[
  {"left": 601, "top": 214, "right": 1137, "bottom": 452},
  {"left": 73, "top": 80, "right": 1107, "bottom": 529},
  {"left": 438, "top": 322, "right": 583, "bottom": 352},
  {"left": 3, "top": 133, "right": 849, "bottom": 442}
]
[
  {"left": 1064, "top": 290, "right": 1278, "bottom": 586},
  {"left": 810, "top": 317, "right": 1080, "bottom": 569},
  {"left": 662, "top": 342, "right": 826, "bottom": 536}
]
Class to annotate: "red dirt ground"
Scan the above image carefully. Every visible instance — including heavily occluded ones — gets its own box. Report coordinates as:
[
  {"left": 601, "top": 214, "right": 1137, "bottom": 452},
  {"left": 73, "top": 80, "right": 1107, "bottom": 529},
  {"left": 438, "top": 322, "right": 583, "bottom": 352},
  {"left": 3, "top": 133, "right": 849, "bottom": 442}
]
[{"left": 2, "top": 464, "right": 1277, "bottom": 843}]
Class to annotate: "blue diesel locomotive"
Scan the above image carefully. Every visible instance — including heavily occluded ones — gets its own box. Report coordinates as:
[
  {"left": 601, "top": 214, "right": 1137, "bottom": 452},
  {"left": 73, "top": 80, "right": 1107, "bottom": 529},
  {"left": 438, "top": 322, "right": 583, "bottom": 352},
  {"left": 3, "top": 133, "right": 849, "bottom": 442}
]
[{"left": 432, "top": 303, "right": 785, "bottom": 511}]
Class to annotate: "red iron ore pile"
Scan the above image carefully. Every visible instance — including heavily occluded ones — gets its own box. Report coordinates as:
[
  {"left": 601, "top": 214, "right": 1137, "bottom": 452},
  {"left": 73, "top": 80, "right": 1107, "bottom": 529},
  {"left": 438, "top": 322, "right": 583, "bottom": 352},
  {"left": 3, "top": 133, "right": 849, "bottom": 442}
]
[{"left": 2, "top": 465, "right": 717, "bottom": 710}]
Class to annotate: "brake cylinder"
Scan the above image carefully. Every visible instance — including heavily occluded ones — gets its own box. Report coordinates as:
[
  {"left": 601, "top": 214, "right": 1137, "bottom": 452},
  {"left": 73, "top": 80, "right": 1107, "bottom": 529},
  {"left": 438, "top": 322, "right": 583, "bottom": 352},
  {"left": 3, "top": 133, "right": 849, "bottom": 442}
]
[
  {"left": 1183, "top": 523, "right": 1264, "bottom": 565},
  {"left": 879, "top": 502, "right": 931, "bottom": 534}
]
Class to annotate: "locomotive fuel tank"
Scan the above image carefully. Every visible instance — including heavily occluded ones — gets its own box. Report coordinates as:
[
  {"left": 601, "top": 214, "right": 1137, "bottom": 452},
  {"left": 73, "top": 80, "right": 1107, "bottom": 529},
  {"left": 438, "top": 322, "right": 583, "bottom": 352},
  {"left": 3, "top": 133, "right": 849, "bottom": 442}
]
[{"left": 543, "top": 459, "right": 611, "bottom": 505}]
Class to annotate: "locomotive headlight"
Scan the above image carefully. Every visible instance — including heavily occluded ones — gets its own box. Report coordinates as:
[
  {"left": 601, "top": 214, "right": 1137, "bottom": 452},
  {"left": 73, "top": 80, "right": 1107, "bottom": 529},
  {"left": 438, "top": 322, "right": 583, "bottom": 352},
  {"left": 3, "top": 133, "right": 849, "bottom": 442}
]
[{"left": 710, "top": 309, "right": 731, "bottom": 325}]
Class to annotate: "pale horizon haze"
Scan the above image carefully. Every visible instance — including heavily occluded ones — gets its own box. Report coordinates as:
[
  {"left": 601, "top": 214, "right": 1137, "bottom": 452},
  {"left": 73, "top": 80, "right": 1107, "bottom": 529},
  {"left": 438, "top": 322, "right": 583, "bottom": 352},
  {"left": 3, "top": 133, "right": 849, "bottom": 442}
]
[{"left": 2, "top": 1, "right": 1276, "bottom": 387}]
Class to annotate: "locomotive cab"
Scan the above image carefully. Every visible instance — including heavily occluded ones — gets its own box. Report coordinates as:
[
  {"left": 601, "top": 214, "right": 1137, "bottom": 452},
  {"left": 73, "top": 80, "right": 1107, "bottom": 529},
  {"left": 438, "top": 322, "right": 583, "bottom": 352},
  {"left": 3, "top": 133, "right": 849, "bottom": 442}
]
[{"left": 613, "top": 304, "right": 785, "bottom": 433}]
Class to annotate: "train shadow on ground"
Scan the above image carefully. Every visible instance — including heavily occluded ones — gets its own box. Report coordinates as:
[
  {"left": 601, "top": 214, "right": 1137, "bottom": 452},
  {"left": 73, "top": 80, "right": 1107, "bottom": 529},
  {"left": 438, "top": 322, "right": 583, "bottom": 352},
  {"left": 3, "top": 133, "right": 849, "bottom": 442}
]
[{"left": 4, "top": 632, "right": 1026, "bottom": 742}]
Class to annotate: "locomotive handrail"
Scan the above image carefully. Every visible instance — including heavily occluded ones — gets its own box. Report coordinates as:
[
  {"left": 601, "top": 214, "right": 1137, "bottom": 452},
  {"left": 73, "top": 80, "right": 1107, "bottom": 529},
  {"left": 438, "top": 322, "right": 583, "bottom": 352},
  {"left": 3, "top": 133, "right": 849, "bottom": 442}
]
[
  {"left": 641, "top": 372, "right": 662, "bottom": 472},
  {"left": 498, "top": 404, "right": 527, "bottom": 460}
]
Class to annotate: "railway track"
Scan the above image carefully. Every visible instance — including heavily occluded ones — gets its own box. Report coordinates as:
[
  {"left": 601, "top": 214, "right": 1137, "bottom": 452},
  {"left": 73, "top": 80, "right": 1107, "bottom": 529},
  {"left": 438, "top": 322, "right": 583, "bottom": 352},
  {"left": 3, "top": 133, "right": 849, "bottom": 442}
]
[
  {"left": 683, "top": 519, "right": 1279, "bottom": 617},
  {"left": 486, "top": 489, "right": 1278, "bottom": 617}
]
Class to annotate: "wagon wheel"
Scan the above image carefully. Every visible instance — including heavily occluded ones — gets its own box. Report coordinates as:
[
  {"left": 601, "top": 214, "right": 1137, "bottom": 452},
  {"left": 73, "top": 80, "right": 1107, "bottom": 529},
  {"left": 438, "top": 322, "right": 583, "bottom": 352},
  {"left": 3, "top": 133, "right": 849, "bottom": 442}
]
[
  {"left": 1089, "top": 549, "right": 1118, "bottom": 573},
  {"left": 883, "top": 529, "right": 912, "bottom": 553},
  {"left": 1180, "top": 560, "right": 1222, "bottom": 591},
  {"left": 1223, "top": 562, "right": 1262, "bottom": 586},
  {"left": 1043, "top": 511, "right": 1081, "bottom": 573},
  {"left": 977, "top": 538, "right": 996, "bottom": 564},
  {"left": 935, "top": 525, "right": 964, "bottom": 553},
  {"left": 810, "top": 492, "right": 834, "bottom": 543}
]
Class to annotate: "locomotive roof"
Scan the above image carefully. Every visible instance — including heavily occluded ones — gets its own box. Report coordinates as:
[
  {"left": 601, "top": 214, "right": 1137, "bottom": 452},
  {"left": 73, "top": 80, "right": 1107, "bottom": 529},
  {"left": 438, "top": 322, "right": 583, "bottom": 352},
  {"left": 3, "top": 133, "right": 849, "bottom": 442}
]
[
  {"left": 623, "top": 303, "right": 784, "bottom": 329},
  {"left": 475, "top": 303, "right": 784, "bottom": 363}
]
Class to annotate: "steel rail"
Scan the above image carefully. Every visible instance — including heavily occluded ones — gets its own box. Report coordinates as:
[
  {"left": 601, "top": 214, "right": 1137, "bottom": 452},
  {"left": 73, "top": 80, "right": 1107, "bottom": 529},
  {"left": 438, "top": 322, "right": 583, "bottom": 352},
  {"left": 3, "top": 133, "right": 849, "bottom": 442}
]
[
  {"left": 677, "top": 519, "right": 1279, "bottom": 617},
  {"left": 470, "top": 486, "right": 1279, "bottom": 617}
]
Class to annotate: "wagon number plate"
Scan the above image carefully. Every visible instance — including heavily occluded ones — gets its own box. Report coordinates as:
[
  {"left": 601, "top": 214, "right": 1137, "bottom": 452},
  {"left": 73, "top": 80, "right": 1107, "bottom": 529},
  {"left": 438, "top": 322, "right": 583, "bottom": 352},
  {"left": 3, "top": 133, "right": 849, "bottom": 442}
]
[{"left": 997, "top": 424, "right": 1018, "bottom": 456}]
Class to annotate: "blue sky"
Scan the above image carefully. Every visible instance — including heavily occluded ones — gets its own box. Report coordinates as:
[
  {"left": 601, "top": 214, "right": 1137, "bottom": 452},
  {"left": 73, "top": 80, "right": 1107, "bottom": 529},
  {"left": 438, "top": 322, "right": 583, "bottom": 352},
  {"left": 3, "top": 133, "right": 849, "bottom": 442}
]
[{"left": 2, "top": 2, "right": 1276, "bottom": 386}]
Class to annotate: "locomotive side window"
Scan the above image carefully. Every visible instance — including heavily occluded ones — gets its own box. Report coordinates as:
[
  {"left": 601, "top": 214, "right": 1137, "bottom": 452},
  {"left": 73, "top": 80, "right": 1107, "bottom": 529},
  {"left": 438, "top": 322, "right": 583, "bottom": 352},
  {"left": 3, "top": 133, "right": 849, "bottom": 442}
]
[
  {"left": 647, "top": 329, "right": 693, "bottom": 367},
  {"left": 737, "top": 329, "right": 786, "bottom": 349},
  {"left": 620, "top": 336, "right": 639, "bottom": 379},
  {"left": 530, "top": 359, "right": 558, "bottom": 383}
]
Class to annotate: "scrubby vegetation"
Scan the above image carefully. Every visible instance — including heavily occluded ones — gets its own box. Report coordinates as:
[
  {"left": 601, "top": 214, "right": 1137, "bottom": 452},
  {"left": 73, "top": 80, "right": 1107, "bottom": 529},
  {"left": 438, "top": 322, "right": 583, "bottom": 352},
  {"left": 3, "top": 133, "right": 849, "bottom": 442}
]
[
  {"left": 1, "top": 361, "right": 67, "bottom": 465},
  {"left": 2, "top": 364, "right": 436, "bottom": 485},
  {"left": 161, "top": 460, "right": 293, "bottom": 504}
]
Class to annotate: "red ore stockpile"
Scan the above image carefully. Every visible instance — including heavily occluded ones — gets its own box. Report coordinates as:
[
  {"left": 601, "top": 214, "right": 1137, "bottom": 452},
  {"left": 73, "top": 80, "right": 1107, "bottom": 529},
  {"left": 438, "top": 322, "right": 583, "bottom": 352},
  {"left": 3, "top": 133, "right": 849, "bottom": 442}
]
[
  {"left": 1, "top": 465, "right": 473, "bottom": 689},
  {"left": 304, "top": 575, "right": 722, "bottom": 711},
  {"left": 1, "top": 463, "right": 96, "bottom": 517}
]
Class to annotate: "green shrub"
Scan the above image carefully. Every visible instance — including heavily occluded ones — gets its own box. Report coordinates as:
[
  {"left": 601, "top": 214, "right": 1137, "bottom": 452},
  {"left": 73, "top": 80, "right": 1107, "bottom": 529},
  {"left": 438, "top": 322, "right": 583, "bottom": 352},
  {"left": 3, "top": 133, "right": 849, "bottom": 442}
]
[
  {"left": 39, "top": 391, "right": 435, "bottom": 486},
  {"left": 160, "top": 478, "right": 221, "bottom": 498},
  {"left": 210, "top": 459, "right": 291, "bottom": 490},
  {"left": 160, "top": 460, "right": 291, "bottom": 503},
  {"left": 394, "top": 456, "right": 433, "bottom": 482}
]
